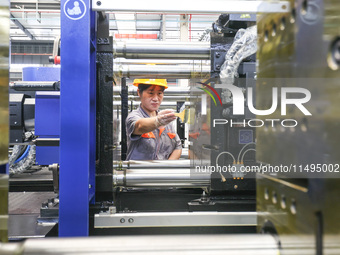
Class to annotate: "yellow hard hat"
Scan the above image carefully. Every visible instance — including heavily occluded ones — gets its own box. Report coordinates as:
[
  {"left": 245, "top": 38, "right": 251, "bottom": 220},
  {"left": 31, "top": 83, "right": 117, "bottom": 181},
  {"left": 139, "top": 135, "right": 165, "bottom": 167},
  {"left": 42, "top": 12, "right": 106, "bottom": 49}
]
[{"left": 133, "top": 79, "right": 168, "bottom": 89}]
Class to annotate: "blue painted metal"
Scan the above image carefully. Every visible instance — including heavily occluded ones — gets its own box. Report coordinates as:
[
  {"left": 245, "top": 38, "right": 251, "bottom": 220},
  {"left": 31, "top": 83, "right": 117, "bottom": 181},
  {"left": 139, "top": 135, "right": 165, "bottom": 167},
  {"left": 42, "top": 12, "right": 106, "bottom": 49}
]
[
  {"left": 22, "top": 67, "right": 60, "bottom": 82},
  {"left": 35, "top": 92, "right": 60, "bottom": 165},
  {"left": 59, "top": 0, "right": 96, "bottom": 236},
  {"left": 23, "top": 67, "right": 61, "bottom": 165},
  {"left": 36, "top": 147, "right": 59, "bottom": 165},
  {"left": 0, "top": 164, "right": 8, "bottom": 174},
  {"left": 35, "top": 92, "right": 60, "bottom": 137}
]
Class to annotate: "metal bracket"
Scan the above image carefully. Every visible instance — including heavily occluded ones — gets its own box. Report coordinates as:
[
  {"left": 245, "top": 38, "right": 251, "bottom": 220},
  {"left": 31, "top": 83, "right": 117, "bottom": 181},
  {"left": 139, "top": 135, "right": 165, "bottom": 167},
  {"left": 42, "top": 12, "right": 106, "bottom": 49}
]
[{"left": 95, "top": 211, "right": 257, "bottom": 228}]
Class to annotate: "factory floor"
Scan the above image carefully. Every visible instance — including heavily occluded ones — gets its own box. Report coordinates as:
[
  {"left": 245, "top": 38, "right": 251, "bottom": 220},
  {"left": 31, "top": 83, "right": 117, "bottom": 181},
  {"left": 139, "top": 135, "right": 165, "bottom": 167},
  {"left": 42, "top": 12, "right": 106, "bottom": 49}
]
[{"left": 8, "top": 167, "right": 57, "bottom": 240}]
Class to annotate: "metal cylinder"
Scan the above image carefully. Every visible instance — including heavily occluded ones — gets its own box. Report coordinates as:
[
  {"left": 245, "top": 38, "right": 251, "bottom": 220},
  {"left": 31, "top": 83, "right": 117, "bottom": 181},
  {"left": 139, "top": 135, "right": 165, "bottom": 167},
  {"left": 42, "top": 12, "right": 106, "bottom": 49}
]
[
  {"left": 113, "top": 168, "right": 210, "bottom": 188},
  {"left": 113, "top": 95, "right": 192, "bottom": 101},
  {"left": 1, "top": 234, "right": 280, "bottom": 255},
  {"left": 10, "top": 81, "right": 60, "bottom": 91},
  {"left": 114, "top": 41, "right": 210, "bottom": 60},
  {"left": 114, "top": 64, "right": 210, "bottom": 79},
  {"left": 114, "top": 160, "right": 191, "bottom": 169},
  {"left": 113, "top": 101, "right": 192, "bottom": 107},
  {"left": 114, "top": 58, "right": 211, "bottom": 65},
  {"left": 114, "top": 87, "right": 192, "bottom": 95}
]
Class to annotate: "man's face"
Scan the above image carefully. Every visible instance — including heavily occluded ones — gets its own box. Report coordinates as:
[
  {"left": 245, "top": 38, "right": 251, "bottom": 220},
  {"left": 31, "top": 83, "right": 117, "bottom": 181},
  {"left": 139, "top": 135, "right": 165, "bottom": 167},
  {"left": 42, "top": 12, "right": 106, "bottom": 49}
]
[{"left": 138, "top": 85, "right": 164, "bottom": 113}]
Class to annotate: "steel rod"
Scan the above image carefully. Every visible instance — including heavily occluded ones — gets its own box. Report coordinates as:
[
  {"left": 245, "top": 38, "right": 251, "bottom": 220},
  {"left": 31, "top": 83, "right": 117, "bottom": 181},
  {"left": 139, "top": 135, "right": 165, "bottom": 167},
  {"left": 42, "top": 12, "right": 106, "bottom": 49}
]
[
  {"left": 114, "top": 58, "right": 210, "bottom": 65},
  {"left": 114, "top": 159, "right": 191, "bottom": 169},
  {"left": 2, "top": 233, "right": 340, "bottom": 254},
  {"left": 114, "top": 41, "right": 210, "bottom": 60},
  {"left": 10, "top": 81, "right": 60, "bottom": 91},
  {"left": 113, "top": 168, "right": 210, "bottom": 188},
  {"left": 113, "top": 95, "right": 192, "bottom": 101},
  {"left": 1, "top": 234, "right": 279, "bottom": 255},
  {"left": 114, "top": 87, "right": 192, "bottom": 95},
  {"left": 113, "top": 101, "right": 192, "bottom": 107},
  {"left": 114, "top": 64, "right": 210, "bottom": 79}
]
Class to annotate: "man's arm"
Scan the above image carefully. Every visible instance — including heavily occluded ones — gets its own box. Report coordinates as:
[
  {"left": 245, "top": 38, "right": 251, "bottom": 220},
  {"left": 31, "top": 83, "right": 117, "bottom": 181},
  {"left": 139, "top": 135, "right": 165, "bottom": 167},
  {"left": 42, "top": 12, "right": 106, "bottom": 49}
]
[{"left": 168, "top": 149, "right": 182, "bottom": 160}]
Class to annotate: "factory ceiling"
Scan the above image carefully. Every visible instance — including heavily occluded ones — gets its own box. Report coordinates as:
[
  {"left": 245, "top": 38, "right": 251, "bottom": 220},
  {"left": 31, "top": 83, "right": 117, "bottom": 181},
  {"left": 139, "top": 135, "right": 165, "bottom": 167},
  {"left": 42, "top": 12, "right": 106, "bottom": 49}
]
[{"left": 10, "top": 0, "right": 218, "bottom": 42}]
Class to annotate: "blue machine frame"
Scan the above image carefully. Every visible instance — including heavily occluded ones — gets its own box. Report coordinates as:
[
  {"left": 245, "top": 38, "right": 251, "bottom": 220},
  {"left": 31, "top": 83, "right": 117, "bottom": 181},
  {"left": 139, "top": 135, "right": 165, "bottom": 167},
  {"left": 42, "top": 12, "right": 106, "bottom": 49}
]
[
  {"left": 35, "top": 92, "right": 60, "bottom": 165},
  {"left": 59, "top": 0, "right": 96, "bottom": 236},
  {"left": 23, "top": 67, "right": 61, "bottom": 165}
]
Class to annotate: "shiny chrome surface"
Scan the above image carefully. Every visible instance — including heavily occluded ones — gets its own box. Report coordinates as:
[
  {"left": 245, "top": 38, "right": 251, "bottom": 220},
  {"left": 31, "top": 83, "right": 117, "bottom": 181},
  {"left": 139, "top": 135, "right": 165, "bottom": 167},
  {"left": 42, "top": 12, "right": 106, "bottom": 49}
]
[
  {"left": 114, "top": 41, "right": 210, "bottom": 60},
  {"left": 95, "top": 211, "right": 257, "bottom": 228},
  {"left": 114, "top": 64, "right": 210, "bottom": 79},
  {"left": 114, "top": 160, "right": 191, "bottom": 169},
  {"left": 113, "top": 168, "right": 210, "bottom": 188},
  {"left": 114, "top": 86, "right": 192, "bottom": 95},
  {"left": 114, "top": 59, "right": 210, "bottom": 66},
  {"left": 2, "top": 234, "right": 279, "bottom": 255},
  {"left": 113, "top": 101, "right": 192, "bottom": 107},
  {"left": 113, "top": 95, "right": 192, "bottom": 101}
]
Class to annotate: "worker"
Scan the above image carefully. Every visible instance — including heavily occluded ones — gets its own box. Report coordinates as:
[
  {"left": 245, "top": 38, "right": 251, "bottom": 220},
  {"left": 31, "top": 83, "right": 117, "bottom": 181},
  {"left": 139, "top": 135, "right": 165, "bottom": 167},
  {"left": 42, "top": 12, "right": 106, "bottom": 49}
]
[{"left": 126, "top": 79, "right": 182, "bottom": 160}]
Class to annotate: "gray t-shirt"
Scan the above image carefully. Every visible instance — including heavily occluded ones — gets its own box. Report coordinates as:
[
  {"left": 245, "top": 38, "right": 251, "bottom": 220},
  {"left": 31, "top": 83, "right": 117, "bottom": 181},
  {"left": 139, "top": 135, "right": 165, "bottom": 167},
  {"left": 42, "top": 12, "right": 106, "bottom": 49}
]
[{"left": 126, "top": 106, "right": 182, "bottom": 160}]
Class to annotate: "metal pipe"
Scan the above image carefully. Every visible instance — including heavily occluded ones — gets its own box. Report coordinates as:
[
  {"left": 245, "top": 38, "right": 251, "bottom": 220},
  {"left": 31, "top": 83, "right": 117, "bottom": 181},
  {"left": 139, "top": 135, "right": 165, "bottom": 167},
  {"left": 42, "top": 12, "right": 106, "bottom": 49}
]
[
  {"left": 121, "top": 77, "right": 128, "bottom": 160},
  {"left": 114, "top": 86, "right": 192, "bottom": 95},
  {"left": 113, "top": 168, "right": 210, "bottom": 188},
  {"left": 114, "top": 41, "right": 210, "bottom": 60},
  {"left": 10, "top": 81, "right": 60, "bottom": 91},
  {"left": 114, "top": 58, "right": 211, "bottom": 65},
  {"left": 113, "top": 101, "right": 193, "bottom": 107},
  {"left": 114, "top": 159, "right": 191, "bottom": 169},
  {"left": 0, "top": 234, "right": 279, "bottom": 255},
  {"left": 114, "top": 64, "right": 210, "bottom": 79},
  {"left": 113, "top": 95, "right": 192, "bottom": 101}
]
